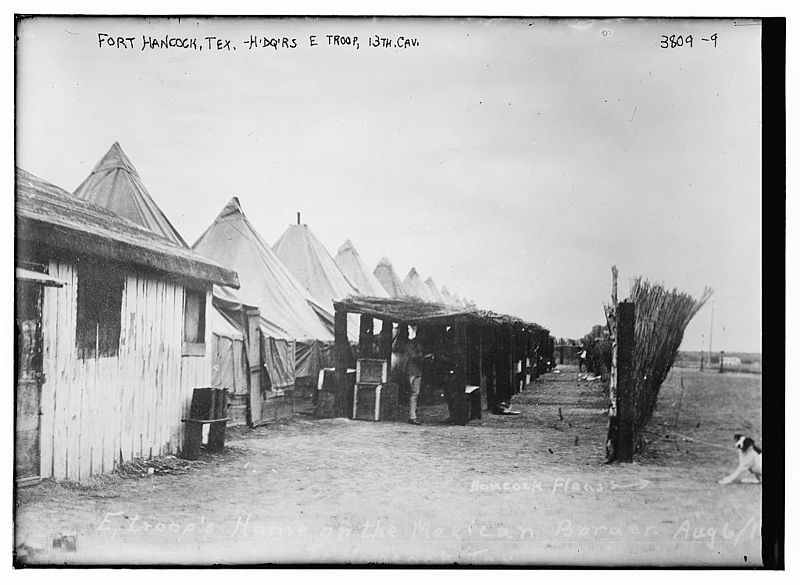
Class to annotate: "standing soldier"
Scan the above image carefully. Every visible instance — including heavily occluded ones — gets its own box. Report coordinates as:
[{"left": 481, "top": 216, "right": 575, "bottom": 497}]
[{"left": 406, "top": 334, "right": 424, "bottom": 425}]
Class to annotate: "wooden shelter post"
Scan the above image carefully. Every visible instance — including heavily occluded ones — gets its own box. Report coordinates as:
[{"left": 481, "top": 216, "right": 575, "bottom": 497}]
[
  {"left": 508, "top": 327, "right": 516, "bottom": 396},
  {"left": 245, "top": 307, "right": 263, "bottom": 426},
  {"left": 379, "top": 319, "right": 393, "bottom": 364},
  {"left": 334, "top": 306, "right": 350, "bottom": 418},
  {"left": 359, "top": 314, "right": 374, "bottom": 358},
  {"left": 453, "top": 319, "right": 468, "bottom": 421},
  {"left": 481, "top": 324, "right": 496, "bottom": 411}
]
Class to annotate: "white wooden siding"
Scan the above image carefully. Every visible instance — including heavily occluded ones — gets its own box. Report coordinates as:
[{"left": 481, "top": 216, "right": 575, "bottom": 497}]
[{"left": 40, "top": 260, "right": 212, "bottom": 481}]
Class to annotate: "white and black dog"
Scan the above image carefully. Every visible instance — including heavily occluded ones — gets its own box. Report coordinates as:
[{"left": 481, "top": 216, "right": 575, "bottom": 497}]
[{"left": 718, "top": 434, "right": 762, "bottom": 484}]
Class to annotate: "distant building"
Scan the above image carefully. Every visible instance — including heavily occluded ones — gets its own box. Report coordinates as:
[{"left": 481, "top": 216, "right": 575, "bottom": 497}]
[{"left": 722, "top": 356, "right": 742, "bottom": 367}]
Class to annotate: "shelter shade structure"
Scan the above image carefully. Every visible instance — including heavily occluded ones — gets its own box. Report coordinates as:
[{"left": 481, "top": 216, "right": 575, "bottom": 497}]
[{"left": 326, "top": 295, "right": 551, "bottom": 421}]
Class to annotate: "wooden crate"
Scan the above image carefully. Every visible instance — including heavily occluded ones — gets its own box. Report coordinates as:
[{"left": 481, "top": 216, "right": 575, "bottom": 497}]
[
  {"left": 356, "top": 359, "right": 388, "bottom": 385},
  {"left": 353, "top": 382, "right": 398, "bottom": 421}
]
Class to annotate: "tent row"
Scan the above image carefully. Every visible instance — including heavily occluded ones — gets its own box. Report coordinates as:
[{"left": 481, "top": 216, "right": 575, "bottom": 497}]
[{"left": 49, "top": 142, "right": 480, "bottom": 427}]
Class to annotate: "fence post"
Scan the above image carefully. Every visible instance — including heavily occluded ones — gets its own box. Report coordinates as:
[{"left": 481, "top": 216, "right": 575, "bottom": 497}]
[{"left": 616, "top": 301, "right": 636, "bottom": 462}]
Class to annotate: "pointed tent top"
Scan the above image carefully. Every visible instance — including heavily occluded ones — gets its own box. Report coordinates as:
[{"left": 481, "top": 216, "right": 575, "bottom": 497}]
[
  {"left": 220, "top": 196, "right": 244, "bottom": 218},
  {"left": 403, "top": 267, "right": 437, "bottom": 302},
  {"left": 337, "top": 238, "right": 356, "bottom": 255},
  {"left": 92, "top": 141, "right": 139, "bottom": 176},
  {"left": 440, "top": 286, "right": 456, "bottom": 306},
  {"left": 273, "top": 223, "right": 359, "bottom": 310},
  {"left": 74, "top": 142, "right": 187, "bottom": 247},
  {"left": 424, "top": 276, "right": 445, "bottom": 304},
  {"left": 334, "top": 239, "right": 388, "bottom": 298},
  {"left": 373, "top": 256, "right": 407, "bottom": 298}
]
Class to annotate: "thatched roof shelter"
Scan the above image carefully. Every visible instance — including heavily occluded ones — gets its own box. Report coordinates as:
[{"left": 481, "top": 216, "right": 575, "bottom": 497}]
[{"left": 334, "top": 295, "right": 545, "bottom": 331}]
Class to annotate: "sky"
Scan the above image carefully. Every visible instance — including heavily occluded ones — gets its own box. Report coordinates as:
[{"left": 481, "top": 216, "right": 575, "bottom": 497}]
[{"left": 15, "top": 16, "right": 763, "bottom": 352}]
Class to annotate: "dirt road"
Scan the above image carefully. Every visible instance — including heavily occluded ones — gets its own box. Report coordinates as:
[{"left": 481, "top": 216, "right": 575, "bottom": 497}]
[{"left": 15, "top": 365, "right": 762, "bottom": 566}]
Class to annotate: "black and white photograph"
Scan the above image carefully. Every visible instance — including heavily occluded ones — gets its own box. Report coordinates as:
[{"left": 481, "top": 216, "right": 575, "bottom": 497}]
[{"left": 11, "top": 7, "right": 783, "bottom": 569}]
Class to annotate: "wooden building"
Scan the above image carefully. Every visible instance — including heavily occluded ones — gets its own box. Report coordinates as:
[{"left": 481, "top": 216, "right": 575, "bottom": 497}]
[{"left": 15, "top": 168, "right": 239, "bottom": 483}]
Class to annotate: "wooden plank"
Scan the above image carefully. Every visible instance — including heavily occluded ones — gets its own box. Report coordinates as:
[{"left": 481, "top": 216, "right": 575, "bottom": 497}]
[
  {"left": 202, "top": 288, "right": 213, "bottom": 382},
  {"left": 150, "top": 279, "right": 162, "bottom": 458},
  {"left": 65, "top": 262, "right": 80, "bottom": 480},
  {"left": 39, "top": 260, "right": 57, "bottom": 478},
  {"left": 158, "top": 281, "right": 170, "bottom": 455},
  {"left": 160, "top": 280, "right": 176, "bottom": 456},
  {"left": 50, "top": 261, "right": 67, "bottom": 479},
  {"left": 175, "top": 287, "right": 187, "bottom": 452},
  {"left": 160, "top": 281, "right": 173, "bottom": 454},
  {"left": 77, "top": 330, "right": 91, "bottom": 481},
  {"left": 114, "top": 275, "right": 133, "bottom": 469},
  {"left": 137, "top": 275, "right": 149, "bottom": 459},
  {"left": 97, "top": 357, "right": 109, "bottom": 474},
  {"left": 170, "top": 283, "right": 183, "bottom": 452}
]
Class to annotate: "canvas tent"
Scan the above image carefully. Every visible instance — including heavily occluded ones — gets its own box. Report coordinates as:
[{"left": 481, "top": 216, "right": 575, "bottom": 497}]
[
  {"left": 440, "top": 286, "right": 456, "bottom": 306},
  {"left": 272, "top": 222, "right": 360, "bottom": 341},
  {"left": 373, "top": 257, "right": 407, "bottom": 298},
  {"left": 73, "top": 142, "right": 187, "bottom": 247},
  {"left": 209, "top": 303, "right": 250, "bottom": 425},
  {"left": 194, "top": 198, "right": 335, "bottom": 386},
  {"left": 402, "top": 267, "right": 438, "bottom": 302},
  {"left": 424, "top": 276, "right": 445, "bottom": 304},
  {"left": 334, "top": 239, "right": 388, "bottom": 298}
]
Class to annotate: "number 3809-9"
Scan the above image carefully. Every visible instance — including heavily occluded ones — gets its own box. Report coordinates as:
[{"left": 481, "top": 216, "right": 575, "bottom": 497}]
[{"left": 660, "top": 33, "right": 718, "bottom": 49}]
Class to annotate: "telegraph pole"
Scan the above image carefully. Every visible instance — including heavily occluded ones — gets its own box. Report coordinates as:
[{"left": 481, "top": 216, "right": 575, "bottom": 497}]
[
  {"left": 708, "top": 302, "right": 715, "bottom": 365},
  {"left": 700, "top": 334, "right": 705, "bottom": 371}
]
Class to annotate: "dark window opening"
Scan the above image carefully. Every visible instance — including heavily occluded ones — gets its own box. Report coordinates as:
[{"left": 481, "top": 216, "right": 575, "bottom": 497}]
[
  {"left": 76, "top": 262, "right": 124, "bottom": 359},
  {"left": 182, "top": 289, "right": 207, "bottom": 356}
]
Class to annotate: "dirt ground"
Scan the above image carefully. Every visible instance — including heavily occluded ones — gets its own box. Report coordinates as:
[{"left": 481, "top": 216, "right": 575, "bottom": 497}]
[{"left": 15, "top": 365, "right": 762, "bottom": 566}]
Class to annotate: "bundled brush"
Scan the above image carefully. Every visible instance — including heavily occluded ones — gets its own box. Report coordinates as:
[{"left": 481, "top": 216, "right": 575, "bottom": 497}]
[
  {"left": 625, "top": 277, "right": 713, "bottom": 439},
  {"left": 581, "top": 324, "right": 613, "bottom": 380}
]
